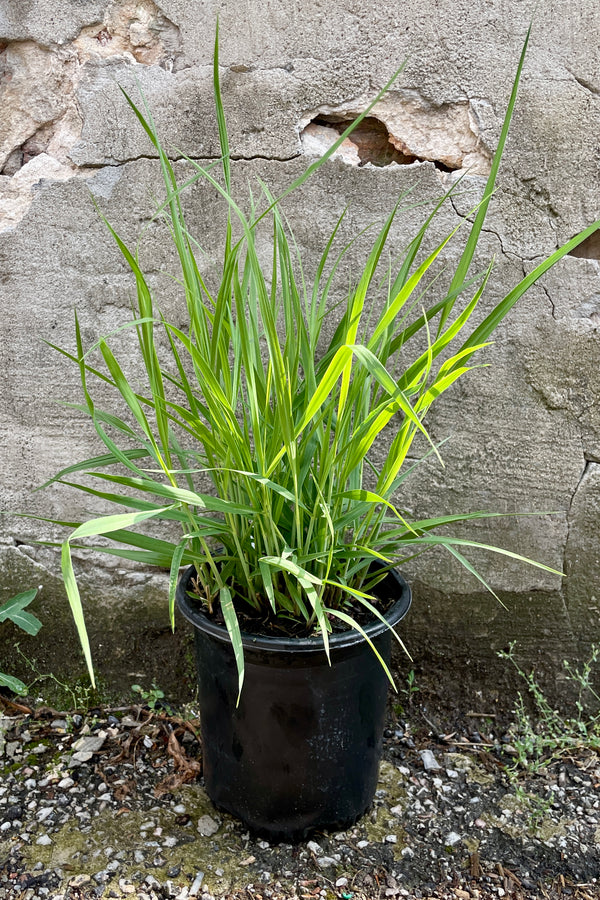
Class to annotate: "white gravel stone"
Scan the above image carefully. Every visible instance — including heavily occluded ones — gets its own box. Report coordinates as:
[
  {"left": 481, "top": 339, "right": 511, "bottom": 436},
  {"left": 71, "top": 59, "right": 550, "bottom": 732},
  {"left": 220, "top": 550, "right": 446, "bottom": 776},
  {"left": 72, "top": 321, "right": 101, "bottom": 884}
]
[
  {"left": 444, "top": 831, "right": 462, "bottom": 846},
  {"left": 197, "top": 814, "right": 219, "bottom": 837},
  {"left": 316, "top": 856, "right": 337, "bottom": 868},
  {"left": 420, "top": 749, "right": 442, "bottom": 771},
  {"left": 36, "top": 834, "right": 52, "bottom": 845},
  {"left": 189, "top": 871, "right": 204, "bottom": 896}
]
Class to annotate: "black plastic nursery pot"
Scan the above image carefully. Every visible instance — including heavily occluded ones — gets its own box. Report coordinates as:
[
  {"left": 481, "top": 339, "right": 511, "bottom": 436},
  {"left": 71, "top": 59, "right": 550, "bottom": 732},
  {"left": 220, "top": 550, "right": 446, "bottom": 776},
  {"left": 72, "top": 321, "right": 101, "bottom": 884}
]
[{"left": 176, "top": 565, "right": 411, "bottom": 841}]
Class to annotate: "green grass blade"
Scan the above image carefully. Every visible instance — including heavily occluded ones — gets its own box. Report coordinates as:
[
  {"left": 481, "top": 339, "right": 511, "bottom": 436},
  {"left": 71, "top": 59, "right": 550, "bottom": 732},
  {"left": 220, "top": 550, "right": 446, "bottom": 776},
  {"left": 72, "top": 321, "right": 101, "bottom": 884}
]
[
  {"left": 61, "top": 541, "right": 95, "bottom": 687},
  {"left": 168, "top": 537, "right": 190, "bottom": 628},
  {"left": 443, "top": 23, "right": 532, "bottom": 328},
  {"left": 36, "top": 449, "right": 151, "bottom": 491},
  {"left": 324, "top": 607, "right": 396, "bottom": 689},
  {"left": 219, "top": 587, "right": 244, "bottom": 703},
  {"left": 458, "top": 219, "right": 600, "bottom": 358},
  {"left": 69, "top": 506, "right": 178, "bottom": 542}
]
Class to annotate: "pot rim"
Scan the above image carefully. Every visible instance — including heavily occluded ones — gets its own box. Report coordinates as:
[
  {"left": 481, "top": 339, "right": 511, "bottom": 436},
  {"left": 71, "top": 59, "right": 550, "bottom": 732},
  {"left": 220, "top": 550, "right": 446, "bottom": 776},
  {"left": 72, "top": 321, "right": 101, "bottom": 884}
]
[{"left": 176, "top": 564, "right": 411, "bottom": 655}]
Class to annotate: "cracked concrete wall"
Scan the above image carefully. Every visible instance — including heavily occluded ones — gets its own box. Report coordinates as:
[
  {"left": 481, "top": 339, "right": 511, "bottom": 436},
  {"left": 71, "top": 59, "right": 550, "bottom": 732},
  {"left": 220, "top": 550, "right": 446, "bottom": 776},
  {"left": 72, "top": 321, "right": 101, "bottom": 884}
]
[{"left": 1, "top": 0, "right": 600, "bottom": 695}]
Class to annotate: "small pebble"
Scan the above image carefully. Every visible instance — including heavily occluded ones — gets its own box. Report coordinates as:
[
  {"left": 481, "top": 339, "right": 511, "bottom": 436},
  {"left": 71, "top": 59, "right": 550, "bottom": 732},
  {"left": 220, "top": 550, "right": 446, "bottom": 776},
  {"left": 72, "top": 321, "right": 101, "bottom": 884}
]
[
  {"left": 189, "top": 871, "right": 204, "bottom": 896},
  {"left": 197, "top": 814, "right": 219, "bottom": 837},
  {"left": 316, "top": 856, "right": 337, "bottom": 868},
  {"left": 419, "top": 749, "right": 442, "bottom": 772},
  {"left": 445, "top": 831, "right": 462, "bottom": 846}
]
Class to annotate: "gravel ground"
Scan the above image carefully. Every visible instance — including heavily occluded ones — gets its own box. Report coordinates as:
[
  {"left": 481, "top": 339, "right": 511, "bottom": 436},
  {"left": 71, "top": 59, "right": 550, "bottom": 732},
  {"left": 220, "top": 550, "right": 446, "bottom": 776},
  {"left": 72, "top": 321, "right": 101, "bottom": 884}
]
[{"left": 1, "top": 698, "right": 599, "bottom": 900}]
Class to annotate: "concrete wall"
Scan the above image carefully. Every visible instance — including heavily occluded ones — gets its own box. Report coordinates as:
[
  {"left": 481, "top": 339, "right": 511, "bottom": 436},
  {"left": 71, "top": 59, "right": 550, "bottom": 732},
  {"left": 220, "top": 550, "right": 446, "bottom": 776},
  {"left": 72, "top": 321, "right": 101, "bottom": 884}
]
[{"left": 1, "top": 0, "right": 599, "bottom": 697}]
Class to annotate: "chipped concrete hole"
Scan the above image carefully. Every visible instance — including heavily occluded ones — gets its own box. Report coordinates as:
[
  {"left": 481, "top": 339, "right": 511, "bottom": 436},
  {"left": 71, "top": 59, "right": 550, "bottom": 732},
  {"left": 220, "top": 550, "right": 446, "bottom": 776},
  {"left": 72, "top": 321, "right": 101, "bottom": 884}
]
[
  {"left": 302, "top": 114, "right": 455, "bottom": 170},
  {"left": 568, "top": 229, "right": 600, "bottom": 261},
  {"left": 300, "top": 95, "right": 492, "bottom": 174},
  {"left": 0, "top": 0, "right": 182, "bottom": 231}
]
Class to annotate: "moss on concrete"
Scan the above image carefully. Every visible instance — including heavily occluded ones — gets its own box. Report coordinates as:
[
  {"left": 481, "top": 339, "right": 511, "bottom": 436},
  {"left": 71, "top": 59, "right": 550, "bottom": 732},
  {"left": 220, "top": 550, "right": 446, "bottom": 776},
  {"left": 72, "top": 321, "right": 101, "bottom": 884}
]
[{"left": 20, "top": 784, "right": 249, "bottom": 895}]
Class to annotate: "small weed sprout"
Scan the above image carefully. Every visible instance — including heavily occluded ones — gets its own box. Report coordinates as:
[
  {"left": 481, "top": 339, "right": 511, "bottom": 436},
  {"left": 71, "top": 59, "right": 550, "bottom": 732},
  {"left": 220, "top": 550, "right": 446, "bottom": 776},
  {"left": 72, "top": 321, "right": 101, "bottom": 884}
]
[
  {"left": 131, "top": 683, "right": 166, "bottom": 710},
  {"left": 513, "top": 785, "right": 554, "bottom": 835},
  {"left": 498, "top": 641, "right": 600, "bottom": 771},
  {"left": 14, "top": 645, "right": 97, "bottom": 711},
  {"left": 403, "top": 669, "right": 420, "bottom": 703}
]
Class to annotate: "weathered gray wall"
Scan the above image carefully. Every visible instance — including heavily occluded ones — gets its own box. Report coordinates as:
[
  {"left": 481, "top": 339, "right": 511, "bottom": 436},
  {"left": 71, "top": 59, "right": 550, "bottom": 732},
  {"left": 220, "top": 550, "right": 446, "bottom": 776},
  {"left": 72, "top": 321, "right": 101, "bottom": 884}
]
[{"left": 1, "top": 0, "right": 599, "bottom": 697}]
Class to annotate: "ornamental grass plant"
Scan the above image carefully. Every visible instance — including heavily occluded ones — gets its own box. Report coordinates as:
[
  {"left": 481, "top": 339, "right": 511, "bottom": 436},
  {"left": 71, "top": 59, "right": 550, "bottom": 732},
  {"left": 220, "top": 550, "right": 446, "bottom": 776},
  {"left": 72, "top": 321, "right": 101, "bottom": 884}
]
[{"left": 34, "top": 27, "right": 600, "bottom": 692}]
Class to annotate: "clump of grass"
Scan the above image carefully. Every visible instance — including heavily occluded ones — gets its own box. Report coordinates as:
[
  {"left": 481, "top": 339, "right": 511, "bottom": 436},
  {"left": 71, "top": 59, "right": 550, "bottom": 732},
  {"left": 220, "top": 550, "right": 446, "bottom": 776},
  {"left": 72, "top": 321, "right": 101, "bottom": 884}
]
[
  {"left": 30, "top": 26, "right": 600, "bottom": 694},
  {"left": 498, "top": 641, "right": 600, "bottom": 771}
]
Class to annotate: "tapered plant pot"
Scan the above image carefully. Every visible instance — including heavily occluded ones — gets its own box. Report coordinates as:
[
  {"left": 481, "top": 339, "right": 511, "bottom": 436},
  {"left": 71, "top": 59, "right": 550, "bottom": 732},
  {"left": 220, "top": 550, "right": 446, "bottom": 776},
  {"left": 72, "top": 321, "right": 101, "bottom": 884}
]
[{"left": 176, "top": 565, "right": 411, "bottom": 841}]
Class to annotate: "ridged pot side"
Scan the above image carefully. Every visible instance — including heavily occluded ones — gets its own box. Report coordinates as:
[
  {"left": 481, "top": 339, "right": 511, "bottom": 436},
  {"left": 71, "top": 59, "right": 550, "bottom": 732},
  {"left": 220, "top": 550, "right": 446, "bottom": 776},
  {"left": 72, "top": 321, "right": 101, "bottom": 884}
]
[{"left": 177, "top": 566, "right": 411, "bottom": 841}]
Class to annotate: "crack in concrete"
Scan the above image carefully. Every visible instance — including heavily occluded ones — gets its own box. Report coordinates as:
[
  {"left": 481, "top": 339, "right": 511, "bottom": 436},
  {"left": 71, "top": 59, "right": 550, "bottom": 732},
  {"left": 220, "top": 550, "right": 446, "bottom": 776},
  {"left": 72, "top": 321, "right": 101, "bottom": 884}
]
[
  {"left": 0, "top": 0, "right": 182, "bottom": 177},
  {"left": 0, "top": 149, "right": 303, "bottom": 233},
  {"left": 448, "top": 194, "right": 513, "bottom": 260},
  {"left": 87, "top": 151, "right": 303, "bottom": 169},
  {"left": 561, "top": 450, "right": 595, "bottom": 638},
  {"left": 520, "top": 260, "right": 557, "bottom": 320},
  {"left": 539, "top": 281, "right": 557, "bottom": 321},
  {"left": 0, "top": 1, "right": 184, "bottom": 231},
  {"left": 565, "top": 66, "right": 600, "bottom": 98}
]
